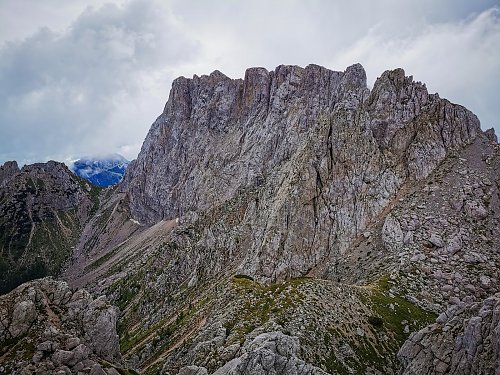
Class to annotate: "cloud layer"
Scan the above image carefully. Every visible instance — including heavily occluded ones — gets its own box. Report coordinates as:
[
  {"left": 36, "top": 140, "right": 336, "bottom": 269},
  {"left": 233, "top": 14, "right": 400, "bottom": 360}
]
[
  {"left": 0, "top": 0, "right": 499, "bottom": 165},
  {"left": 0, "top": 0, "right": 198, "bottom": 164}
]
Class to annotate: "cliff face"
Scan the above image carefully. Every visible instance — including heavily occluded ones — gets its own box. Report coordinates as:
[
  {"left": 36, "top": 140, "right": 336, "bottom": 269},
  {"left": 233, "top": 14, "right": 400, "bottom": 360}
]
[
  {"left": 399, "top": 293, "right": 500, "bottom": 375},
  {"left": 0, "top": 161, "right": 99, "bottom": 294},
  {"left": 86, "top": 64, "right": 497, "bottom": 374},
  {"left": 123, "top": 63, "right": 480, "bottom": 282}
]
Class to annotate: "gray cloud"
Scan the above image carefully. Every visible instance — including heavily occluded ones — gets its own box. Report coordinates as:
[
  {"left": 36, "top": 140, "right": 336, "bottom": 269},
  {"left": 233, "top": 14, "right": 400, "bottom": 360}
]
[
  {"left": 0, "top": 0, "right": 199, "bottom": 164},
  {"left": 165, "top": 0, "right": 500, "bottom": 131},
  {"left": 0, "top": 0, "right": 498, "bottom": 165}
]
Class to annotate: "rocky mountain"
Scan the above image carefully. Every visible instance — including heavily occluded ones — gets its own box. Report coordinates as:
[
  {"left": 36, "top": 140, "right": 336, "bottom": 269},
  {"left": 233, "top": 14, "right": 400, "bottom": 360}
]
[
  {"left": 122, "top": 64, "right": 484, "bottom": 284},
  {"left": 2, "top": 63, "right": 499, "bottom": 374},
  {"left": 71, "top": 154, "right": 129, "bottom": 187},
  {"left": 0, "top": 160, "right": 101, "bottom": 295}
]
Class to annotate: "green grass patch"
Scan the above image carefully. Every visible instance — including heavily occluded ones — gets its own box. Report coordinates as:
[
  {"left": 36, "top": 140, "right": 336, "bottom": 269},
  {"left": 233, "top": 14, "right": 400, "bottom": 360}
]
[
  {"left": 120, "top": 301, "right": 197, "bottom": 355},
  {"left": 224, "top": 276, "right": 307, "bottom": 344},
  {"left": 367, "top": 276, "right": 436, "bottom": 345},
  {"left": 315, "top": 275, "right": 438, "bottom": 374},
  {"left": 367, "top": 316, "right": 384, "bottom": 327}
]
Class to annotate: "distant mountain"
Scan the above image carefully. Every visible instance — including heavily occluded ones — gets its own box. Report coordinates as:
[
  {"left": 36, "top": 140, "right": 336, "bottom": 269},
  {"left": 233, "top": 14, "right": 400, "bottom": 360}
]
[{"left": 71, "top": 154, "right": 129, "bottom": 187}]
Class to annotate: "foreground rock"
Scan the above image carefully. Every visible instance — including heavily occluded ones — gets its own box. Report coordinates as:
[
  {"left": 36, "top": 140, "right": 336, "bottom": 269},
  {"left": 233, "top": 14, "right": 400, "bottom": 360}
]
[
  {"left": 399, "top": 293, "right": 500, "bottom": 375},
  {"left": 0, "top": 278, "right": 131, "bottom": 374},
  {"left": 186, "top": 331, "right": 328, "bottom": 375}
]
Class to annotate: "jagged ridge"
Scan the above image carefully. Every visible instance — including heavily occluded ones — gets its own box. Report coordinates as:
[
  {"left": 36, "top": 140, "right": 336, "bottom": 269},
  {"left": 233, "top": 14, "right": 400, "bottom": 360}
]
[{"left": 122, "top": 63, "right": 480, "bottom": 283}]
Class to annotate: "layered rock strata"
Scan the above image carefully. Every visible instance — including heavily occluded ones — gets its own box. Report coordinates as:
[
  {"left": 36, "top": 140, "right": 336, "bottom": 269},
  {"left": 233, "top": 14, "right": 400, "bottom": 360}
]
[{"left": 123, "top": 64, "right": 480, "bottom": 283}]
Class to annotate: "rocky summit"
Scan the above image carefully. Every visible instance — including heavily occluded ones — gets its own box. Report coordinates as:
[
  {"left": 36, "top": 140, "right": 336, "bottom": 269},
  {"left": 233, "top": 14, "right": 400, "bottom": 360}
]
[
  {"left": 1, "top": 63, "right": 499, "bottom": 375},
  {"left": 0, "top": 278, "right": 129, "bottom": 374}
]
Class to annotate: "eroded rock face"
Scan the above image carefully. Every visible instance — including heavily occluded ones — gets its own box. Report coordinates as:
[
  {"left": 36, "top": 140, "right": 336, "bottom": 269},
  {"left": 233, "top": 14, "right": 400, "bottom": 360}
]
[
  {"left": 122, "top": 63, "right": 480, "bottom": 283},
  {"left": 399, "top": 293, "right": 500, "bottom": 375},
  {"left": 55, "top": 63, "right": 497, "bottom": 374},
  {"left": 0, "top": 278, "right": 123, "bottom": 374}
]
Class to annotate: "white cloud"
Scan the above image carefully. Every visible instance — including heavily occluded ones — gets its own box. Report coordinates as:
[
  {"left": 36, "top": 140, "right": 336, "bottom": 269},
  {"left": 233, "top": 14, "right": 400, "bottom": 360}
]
[{"left": 330, "top": 6, "right": 500, "bottom": 129}]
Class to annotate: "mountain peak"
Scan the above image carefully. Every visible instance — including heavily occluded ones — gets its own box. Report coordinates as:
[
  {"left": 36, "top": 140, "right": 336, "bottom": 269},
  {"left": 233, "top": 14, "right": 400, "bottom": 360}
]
[{"left": 0, "top": 160, "right": 20, "bottom": 187}]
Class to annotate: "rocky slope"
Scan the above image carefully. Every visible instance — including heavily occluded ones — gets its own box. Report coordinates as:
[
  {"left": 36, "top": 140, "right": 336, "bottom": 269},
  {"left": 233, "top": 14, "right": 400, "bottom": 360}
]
[
  {"left": 399, "top": 293, "right": 500, "bottom": 375},
  {"left": 2, "top": 63, "right": 499, "bottom": 374},
  {"left": 122, "top": 64, "right": 481, "bottom": 283},
  {"left": 0, "top": 277, "right": 132, "bottom": 374},
  {"left": 58, "top": 63, "right": 497, "bottom": 373},
  {"left": 98, "top": 136, "right": 498, "bottom": 374},
  {"left": 0, "top": 160, "right": 100, "bottom": 294}
]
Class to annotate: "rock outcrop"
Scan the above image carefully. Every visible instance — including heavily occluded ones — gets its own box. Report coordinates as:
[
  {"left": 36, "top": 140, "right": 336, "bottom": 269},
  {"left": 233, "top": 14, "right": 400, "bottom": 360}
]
[
  {"left": 210, "top": 332, "right": 328, "bottom": 375},
  {"left": 399, "top": 293, "right": 500, "bottom": 375},
  {"left": 0, "top": 161, "right": 20, "bottom": 188},
  {"left": 174, "top": 332, "right": 328, "bottom": 375},
  {"left": 0, "top": 278, "right": 127, "bottom": 374}
]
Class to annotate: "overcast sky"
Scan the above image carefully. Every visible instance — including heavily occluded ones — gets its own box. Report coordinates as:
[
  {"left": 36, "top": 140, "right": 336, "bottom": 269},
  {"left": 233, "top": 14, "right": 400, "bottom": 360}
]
[{"left": 0, "top": 0, "right": 499, "bottom": 165}]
